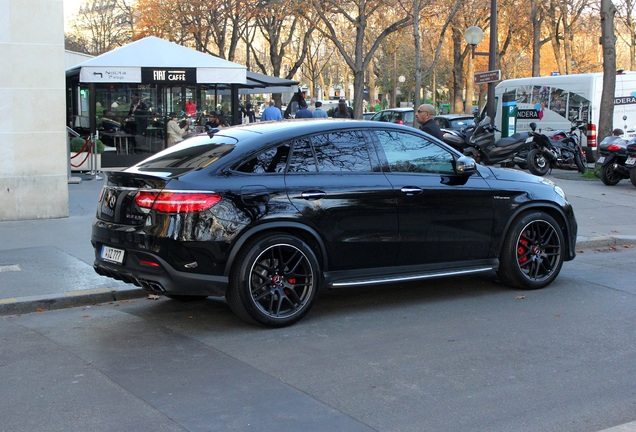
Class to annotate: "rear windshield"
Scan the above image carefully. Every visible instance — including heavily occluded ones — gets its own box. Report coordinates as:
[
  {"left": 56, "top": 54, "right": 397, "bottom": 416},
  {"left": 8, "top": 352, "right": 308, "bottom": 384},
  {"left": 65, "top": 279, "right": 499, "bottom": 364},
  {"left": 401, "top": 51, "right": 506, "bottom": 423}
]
[{"left": 133, "top": 134, "right": 238, "bottom": 176}]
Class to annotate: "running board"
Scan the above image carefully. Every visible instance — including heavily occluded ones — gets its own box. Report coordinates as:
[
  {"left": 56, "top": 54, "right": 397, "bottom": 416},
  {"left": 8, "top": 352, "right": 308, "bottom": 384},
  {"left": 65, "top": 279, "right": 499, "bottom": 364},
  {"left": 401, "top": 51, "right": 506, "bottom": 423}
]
[{"left": 328, "top": 266, "right": 496, "bottom": 288}]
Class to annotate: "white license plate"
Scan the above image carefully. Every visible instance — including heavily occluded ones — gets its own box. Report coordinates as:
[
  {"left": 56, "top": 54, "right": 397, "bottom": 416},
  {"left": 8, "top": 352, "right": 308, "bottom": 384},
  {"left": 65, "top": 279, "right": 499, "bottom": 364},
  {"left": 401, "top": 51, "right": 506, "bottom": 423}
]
[
  {"left": 101, "top": 245, "right": 125, "bottom": 264},
  {"left": 597, "top": 156, "right": 605, "bottom": 164},
  {"left": 627, "top": 157, "right": 636, "bottom": 166}
]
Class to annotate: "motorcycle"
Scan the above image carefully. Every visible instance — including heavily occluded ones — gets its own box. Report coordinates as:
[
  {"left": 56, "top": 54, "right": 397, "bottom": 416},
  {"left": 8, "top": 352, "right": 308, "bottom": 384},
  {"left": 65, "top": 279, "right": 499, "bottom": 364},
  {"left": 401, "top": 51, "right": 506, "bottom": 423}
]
[
  {"left": 440, "top": 125, "right": 476, "bottom": 153},
  {"left": 462, "top": 116, "right": 535, "bottom": 168},
  {"left": 526, "top": 122, "right": 587, "bottom": 176},
  {"left": 595, "top": 133, "right": 632, "bottom": 186}
]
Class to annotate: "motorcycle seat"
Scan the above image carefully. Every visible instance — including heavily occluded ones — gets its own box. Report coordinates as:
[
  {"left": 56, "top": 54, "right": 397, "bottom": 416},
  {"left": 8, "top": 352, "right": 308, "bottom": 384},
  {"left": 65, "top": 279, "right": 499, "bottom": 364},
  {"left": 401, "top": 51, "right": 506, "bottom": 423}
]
[{"left": 496, "top": 132, "right": 529, "bottom": 147}]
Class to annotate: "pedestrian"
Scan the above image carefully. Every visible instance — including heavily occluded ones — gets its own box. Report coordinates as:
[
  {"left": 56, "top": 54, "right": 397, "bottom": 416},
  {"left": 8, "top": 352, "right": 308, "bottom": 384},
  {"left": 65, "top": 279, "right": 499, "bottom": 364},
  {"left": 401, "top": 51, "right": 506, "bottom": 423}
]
[
  {"left": 245, "top": 103, "right": 256, "bottom": 123},
  {"left": 333, "top": 99, "right": 353, "bottom": 119},
  {"left": 294, "top": 102, "right": 313, "bottom": 118},
  {"left": 166, "top": 112, "right": 189, "bottom": 146},
  {"left": 260, "top": 100, "right": 283, "bottom": 121},
  {"left": 312, "top": 101, "right": 329, "bottom": 118},
  {"left": 415, "top": 103, "right": 443, "bottom": 140}
]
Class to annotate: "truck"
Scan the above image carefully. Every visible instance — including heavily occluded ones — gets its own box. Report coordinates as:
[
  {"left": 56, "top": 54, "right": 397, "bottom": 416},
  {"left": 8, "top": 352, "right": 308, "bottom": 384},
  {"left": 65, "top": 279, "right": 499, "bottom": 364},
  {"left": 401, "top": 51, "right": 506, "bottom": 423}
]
[{"left": 494, "top": 71, "right": 636, "bottom": 162}]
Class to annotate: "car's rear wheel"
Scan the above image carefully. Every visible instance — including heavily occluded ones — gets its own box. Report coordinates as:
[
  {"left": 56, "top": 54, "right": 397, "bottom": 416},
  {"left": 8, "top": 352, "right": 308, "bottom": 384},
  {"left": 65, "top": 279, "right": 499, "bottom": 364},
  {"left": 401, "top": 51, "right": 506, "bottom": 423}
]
[
  {"left": 498, "top": 212, "right": 565, "bottom": 290},
  {"left": 227, "top": 233, "right": 320, "bottom": 327},
  {"left": 630, "top": 167, "right": 636, "bottom": 188}
]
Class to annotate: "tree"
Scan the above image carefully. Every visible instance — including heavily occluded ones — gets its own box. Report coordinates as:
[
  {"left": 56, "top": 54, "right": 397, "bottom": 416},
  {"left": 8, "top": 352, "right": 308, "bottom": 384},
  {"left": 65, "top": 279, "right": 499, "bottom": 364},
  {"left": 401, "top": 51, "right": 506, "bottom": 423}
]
[
  {"left": 67, "top": 0, "right": 133, "bottom": 55},
  {"left": 599, "top": 0, "right": 617, "bottom": 143},
  {"left": 307, "top": 0, "right": 413, "bottom": 118},
  {"left": 615, "top": 0, "right": 636, "bottom": 70}
]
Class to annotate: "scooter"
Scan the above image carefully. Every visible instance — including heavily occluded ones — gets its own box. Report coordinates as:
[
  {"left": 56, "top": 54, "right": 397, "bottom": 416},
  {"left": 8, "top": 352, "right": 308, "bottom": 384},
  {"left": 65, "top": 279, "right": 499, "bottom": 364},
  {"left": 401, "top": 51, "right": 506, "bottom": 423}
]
[
  {"left": 526, "top": 122, "right": 587, "bottom": 176},
  {"left": 595, "top": 133, "right": 631, "bottom": 186},
  {"left": 440, "top": 125, "right": 476, "bottom": 153},
  {"left": 464, "top": 116, "right": 535, "bottom": 168}
]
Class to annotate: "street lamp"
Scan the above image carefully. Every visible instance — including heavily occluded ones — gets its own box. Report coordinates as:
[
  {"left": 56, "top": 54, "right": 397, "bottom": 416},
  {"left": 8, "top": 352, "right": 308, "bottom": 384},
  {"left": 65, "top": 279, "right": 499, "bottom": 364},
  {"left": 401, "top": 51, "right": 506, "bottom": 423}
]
[{"left": 464, "top": 0, "right": 498, "bottom": 123}]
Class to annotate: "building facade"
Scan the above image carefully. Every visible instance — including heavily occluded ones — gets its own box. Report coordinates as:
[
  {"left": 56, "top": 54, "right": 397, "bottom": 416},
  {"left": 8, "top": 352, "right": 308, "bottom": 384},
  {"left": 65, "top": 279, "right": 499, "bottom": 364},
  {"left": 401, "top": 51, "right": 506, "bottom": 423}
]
[{"left": 0, "top": 0, "right": 68, "bottom": 221}]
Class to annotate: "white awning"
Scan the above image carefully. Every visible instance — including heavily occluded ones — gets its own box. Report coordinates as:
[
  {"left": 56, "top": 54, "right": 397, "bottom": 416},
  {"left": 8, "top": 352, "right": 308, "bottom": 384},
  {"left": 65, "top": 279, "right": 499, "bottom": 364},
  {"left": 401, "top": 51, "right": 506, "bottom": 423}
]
[{"left": 68, "top": 36, "right": 247, "bottom": 84}]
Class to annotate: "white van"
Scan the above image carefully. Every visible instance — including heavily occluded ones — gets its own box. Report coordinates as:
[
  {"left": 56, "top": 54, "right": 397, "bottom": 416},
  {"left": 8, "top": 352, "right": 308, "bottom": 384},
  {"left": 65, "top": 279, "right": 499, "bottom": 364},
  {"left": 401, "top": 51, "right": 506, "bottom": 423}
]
[{"left": 494, "top": 71, "right": 636, "bottom": 161}]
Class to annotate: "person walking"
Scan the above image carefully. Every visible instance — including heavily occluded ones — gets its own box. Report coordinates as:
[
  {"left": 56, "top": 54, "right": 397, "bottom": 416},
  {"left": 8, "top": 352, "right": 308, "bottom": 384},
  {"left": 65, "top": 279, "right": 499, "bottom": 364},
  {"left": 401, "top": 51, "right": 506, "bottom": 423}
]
[
  {"left": 332, "top": 99, "right": 353, "bottom": 118},
  {"left": 260, "top": 100, "right": 283, "bottom": 121},
  {"left": 294, "top": 102, "right": 313, "bottom": 118},
  {"left": 312, "top": 101, "right": 329, "bottom": 118},
  {"left": 415, "top": 103, "right": 443, "bottom": 140}
]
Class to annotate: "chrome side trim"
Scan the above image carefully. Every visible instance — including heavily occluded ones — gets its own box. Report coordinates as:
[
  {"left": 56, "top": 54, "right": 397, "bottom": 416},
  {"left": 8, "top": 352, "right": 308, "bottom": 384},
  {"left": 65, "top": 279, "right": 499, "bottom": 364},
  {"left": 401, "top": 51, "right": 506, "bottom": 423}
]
[{"left": 330, "top": 266, "right": 495, "bottom": 288}]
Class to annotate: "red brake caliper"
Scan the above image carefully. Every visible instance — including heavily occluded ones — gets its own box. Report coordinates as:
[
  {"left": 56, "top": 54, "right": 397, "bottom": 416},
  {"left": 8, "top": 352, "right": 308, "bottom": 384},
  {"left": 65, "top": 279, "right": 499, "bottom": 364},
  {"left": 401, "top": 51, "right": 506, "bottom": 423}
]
[{"left": 518, "top": 239, "right": 529, "bottom": 264}]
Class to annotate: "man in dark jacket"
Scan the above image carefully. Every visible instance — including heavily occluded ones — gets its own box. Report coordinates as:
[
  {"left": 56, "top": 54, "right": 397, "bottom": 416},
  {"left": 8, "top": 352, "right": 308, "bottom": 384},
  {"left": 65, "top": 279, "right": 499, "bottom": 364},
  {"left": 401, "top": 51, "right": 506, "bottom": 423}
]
[{"left": 415, "top": 104, "right": 443, "bottom": 140}]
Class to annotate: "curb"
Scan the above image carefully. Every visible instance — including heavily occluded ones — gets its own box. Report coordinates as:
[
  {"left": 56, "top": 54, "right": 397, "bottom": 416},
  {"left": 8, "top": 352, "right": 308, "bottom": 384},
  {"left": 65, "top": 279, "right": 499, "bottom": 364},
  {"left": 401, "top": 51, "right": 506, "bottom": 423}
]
[
  {"left": 576, "top": 235, "right": 636, "bottom": 251},
  {"left": 0, "top": 286, "right": 146, "bottom": 316}
]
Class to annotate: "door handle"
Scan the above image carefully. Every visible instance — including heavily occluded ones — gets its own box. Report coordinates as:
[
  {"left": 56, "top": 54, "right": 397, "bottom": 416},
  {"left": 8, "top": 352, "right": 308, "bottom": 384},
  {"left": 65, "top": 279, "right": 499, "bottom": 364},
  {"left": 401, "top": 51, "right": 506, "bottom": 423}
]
[
  {"left": 300, "top": 191, "right": 326, "bottom": 200},
  {"left": 400, "top": 187, "right": 423, "bottom": 196}
]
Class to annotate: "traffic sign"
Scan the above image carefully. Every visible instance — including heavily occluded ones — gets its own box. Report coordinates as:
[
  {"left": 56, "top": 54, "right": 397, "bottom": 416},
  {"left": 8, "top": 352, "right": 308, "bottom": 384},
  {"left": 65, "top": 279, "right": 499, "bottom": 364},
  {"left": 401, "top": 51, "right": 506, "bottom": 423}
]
[{"left": 474, "top": 70, "right": 501, "bottom": 84}]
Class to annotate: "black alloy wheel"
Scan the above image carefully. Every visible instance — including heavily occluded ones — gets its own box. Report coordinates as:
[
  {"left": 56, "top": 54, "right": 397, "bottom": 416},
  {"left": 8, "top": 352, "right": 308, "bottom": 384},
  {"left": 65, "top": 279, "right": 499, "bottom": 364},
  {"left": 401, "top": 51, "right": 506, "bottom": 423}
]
[
  {"left": 600, "top": 163, "right": 622, "bottom": 186},
  {"left": 498, "top": 211, "right": 564, "bottom": 290},
  {"left": 527, "top": 148, "right": 550, "bottom": 176},
  {"left": 227, "top": 233, "right": 320, "bottom": 327}
]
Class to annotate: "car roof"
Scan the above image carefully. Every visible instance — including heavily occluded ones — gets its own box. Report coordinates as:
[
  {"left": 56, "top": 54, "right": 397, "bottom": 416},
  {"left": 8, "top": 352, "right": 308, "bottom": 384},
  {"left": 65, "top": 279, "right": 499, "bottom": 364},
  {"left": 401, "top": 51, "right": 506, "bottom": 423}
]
[
  {"left": 379, "top": 107, "right": 413, "bottom": 112},
  {"left": 435, "top": 114, "right": 474, "bottom": 119}
]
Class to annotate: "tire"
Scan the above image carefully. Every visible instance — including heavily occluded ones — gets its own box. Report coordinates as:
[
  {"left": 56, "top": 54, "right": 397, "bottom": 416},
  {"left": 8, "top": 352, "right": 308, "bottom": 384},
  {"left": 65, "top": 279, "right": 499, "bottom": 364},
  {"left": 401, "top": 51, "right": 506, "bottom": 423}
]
[
  {"left": 574, "top": 150, "right": 587, "bottom": 173},
  {"left": 600, "top": 163, "right": 621, "bottom": 186},
  {"left": 630, "top": 167, "right": 636, "bottom": 188},
  {"left": 165, "top": 295, "right": 208, "bottom": 301},
  {"left": 226, "top": 233, "right": 320, "bottom": 327},
  {"left": 527, "top": 148, "right": 550, "bottom": 176},
  {"left": 497, "top": 211, "right": 565, "bottom": 290}
]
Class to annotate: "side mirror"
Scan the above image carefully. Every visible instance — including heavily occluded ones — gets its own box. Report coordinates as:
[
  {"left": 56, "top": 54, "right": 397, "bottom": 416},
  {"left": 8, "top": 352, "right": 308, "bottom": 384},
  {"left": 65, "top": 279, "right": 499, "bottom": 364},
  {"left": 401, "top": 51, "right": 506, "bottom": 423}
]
[
  {"left": 529, "top": 122, "right": 537, "bottom": 131},
  {"left": 455, "top": 155, "right": 477, "bottom": 175}
]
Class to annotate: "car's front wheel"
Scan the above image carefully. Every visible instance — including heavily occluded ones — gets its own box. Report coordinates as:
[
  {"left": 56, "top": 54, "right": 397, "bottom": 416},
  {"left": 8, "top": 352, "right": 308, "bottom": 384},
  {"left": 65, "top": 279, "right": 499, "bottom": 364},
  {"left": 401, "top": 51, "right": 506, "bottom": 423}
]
[
  {"left": 498, "top": 212, "right": 565, "bottom": 290},
  {"left": 227, "top": 233, "right": 320, "bottom": 327}
]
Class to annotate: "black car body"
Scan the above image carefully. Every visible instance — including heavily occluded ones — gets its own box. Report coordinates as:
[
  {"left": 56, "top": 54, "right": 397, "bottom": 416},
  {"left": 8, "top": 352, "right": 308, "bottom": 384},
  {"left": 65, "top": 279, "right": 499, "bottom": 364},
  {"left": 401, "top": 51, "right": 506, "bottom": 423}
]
[{"left": 92, "top": 120, "right": 577, "bottom": 327}]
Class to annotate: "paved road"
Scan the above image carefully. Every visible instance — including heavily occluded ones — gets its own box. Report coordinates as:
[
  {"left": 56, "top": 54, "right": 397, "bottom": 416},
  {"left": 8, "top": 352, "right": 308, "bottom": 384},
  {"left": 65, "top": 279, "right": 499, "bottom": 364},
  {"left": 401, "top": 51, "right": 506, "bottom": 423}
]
[{"left": 1, "top": 245, "right": 635, "bottom": 431}]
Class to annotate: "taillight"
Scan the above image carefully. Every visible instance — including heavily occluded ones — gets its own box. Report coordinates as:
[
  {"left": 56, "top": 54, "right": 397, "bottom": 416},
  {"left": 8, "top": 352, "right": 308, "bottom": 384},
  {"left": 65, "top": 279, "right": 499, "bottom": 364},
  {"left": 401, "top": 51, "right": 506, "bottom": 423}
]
[
  {"left": 396, "top": 120, "right": 404, "bottom": 124},
  {"left": 135, "top": 191, "right": 221, "bottom": 213},
  {"left": 607, "top": 144, "right": 623, "bottom": 151},
  {"left": 586, "top": 123, "right": 597, "bottom": 149}
]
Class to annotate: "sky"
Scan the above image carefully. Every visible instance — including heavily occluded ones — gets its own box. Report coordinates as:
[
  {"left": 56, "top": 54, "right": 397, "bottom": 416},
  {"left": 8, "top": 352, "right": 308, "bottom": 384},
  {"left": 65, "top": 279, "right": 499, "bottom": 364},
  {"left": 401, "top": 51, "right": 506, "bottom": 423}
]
[{"left": 63, "top": 0, "right": 84, "bottom": 29}]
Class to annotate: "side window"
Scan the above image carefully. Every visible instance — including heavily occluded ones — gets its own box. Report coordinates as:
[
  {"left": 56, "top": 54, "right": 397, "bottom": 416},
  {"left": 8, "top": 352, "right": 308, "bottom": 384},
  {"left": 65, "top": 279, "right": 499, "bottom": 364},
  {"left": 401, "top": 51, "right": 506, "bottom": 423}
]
[
  {"left": 373, "top": 130, "right": 454, "bottom": 174},
  {"left": 287, "top": 131, "right": 374, "bottom": 173},
  {"left": 287, "top": 137, "right": 318, "bottom": 173},
  {"left": 235, "top": 143, "right": 290, "bottom": 173},
  {"left": 312, "top": 131, "right": 373, "bottom": 172}
]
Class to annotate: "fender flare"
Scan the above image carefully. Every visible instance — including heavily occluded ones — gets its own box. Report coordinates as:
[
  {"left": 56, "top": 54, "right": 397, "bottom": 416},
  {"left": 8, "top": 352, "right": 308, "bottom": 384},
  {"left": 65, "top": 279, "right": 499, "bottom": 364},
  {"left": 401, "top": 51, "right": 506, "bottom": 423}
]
[{"left": 223, "top": 221, "right": 328, "bottom": 276}]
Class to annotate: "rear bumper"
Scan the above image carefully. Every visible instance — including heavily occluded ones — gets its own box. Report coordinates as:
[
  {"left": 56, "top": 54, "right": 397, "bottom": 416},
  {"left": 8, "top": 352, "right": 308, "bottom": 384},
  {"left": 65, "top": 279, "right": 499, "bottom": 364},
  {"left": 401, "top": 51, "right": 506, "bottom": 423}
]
[{"left": 93, "top": 257, "right": 228, "bottom": 297}]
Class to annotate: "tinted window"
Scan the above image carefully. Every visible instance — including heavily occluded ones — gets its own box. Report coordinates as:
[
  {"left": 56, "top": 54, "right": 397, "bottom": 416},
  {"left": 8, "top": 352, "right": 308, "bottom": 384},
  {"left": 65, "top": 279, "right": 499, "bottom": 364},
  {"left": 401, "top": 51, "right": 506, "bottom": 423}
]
[
  {"left": 287, "top": 131, "right": 373, "bottom": 173},
  {"left": 372, "top": 130, "right": 454, "bottom": 174},
  {"left": 236, "top": 144, "right": 290, "bottom": 173},
  {"left": 134, "top": 135, "right": 237, "bottom": 175},
  {"left": 288, "top": 138, "right": 317, "bottom": 172}
]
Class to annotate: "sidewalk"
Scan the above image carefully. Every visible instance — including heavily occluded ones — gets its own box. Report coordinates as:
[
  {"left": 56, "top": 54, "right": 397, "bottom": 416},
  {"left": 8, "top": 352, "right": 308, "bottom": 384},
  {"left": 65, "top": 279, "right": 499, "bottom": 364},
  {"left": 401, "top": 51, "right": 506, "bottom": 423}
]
[{"left": 1, "top": 170, "right": 635, "bottom": 316}]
